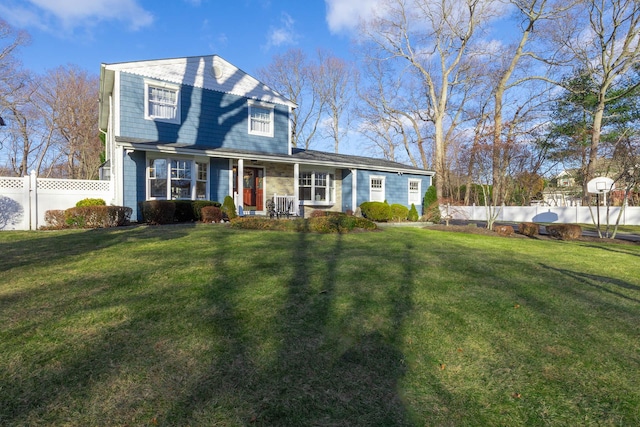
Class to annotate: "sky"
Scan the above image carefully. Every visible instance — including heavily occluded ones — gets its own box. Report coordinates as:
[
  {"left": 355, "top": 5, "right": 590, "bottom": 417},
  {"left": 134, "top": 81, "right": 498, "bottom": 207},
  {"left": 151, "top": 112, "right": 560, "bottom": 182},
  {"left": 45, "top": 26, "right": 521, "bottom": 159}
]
[{"left": 1, "top": 0, "right": 377, "bottom": 77}]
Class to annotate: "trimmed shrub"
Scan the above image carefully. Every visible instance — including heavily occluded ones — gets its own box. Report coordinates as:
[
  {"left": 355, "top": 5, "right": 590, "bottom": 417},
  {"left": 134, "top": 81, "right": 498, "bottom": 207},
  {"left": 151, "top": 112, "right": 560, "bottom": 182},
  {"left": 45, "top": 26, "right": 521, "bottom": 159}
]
[
  {"left": 228, "top": 215, "right": 376, "bottom": 233},
  {"left": 390, "top": 204, "right": 409, "bottom": 222},
  {"left": 63, "top": 206, "right": 132, "bottom": 228},
  {"left": 408, "top": 204, "right": 419, "bottom": 222},
  {"left": 76, "top": 198, "right": 106, "bottom": 207},
  {"left": 192, "top": 200, "right": 221, "bottom": 221},
  {"left": 174, "top": 201, "right": 196, "bottom": 222},
  {"left": 43, "top": 210, "right": 68, "bottom": 229},
  {"left": 546, "top": 224, "right": 582, "bottom": 240},
  {"left": 360, "top": 201, "right": 392, "bottom": 222},
  {"left": 310, "top": 209, "right": 327, "bottom": 218},
  {"left": 519, "top": 222, "right": 540, "bottom": 237},
  {"left": 493, "top": 224, "right": 514, "bottom": 236},
  {"left": 139, "top": 200, "right": 176, "bottom": 225},
  {"left": 423, "top": 185, "right": 441, "bottom": 223},
  {"left": 201, "top": 206, "right": 224, "bottom": 223},
  {"left": 222, "top": 196, "right": 237, "bottom": 220},
  {"left": 353, "top": 217, "right": 377, "bottom": 230}
]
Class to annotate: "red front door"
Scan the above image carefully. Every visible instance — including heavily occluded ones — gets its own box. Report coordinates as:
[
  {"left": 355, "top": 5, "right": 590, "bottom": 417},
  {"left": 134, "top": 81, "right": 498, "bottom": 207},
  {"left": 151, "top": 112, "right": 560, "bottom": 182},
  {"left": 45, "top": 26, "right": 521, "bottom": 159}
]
[{"left": 239, "top": 167, "right": 264, "bottom": 211}]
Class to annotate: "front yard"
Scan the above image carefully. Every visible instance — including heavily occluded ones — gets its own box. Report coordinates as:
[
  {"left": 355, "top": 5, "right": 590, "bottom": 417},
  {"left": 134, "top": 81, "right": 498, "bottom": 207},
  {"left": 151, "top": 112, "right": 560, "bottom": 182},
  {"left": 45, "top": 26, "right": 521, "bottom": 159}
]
[{"left": 1, "top": 225, "right": 639, "bottom": 426}]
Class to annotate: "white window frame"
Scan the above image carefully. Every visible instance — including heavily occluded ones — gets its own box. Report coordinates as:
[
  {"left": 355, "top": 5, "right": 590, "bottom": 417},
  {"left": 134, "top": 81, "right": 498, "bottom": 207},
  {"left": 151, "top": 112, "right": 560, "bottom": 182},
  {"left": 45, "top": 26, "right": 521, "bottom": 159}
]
[
  {"left": 144, "top": 80, "right": 181, "bottom": 124},
  {"left": 248, "top": 100, "right": 274, "bottom": 137},
  {"left": 299, "top": 170, "right": 335, "bottom": 205},
  {"left": 147, "top": 155, "right": 209, "bottom": 200},
  {"left": 408, "top": 178, "right": 421, "bottom": 206},
  {"left": 369, "top": 176, "right": 386, "bottom": 202}
]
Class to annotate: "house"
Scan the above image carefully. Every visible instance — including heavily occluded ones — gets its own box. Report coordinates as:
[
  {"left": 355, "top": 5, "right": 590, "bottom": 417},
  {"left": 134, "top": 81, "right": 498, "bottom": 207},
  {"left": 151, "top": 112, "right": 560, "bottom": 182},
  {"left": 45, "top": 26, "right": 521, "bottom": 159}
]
[{"left": 98, "top": 55, "right": 434, "bottom": 221}]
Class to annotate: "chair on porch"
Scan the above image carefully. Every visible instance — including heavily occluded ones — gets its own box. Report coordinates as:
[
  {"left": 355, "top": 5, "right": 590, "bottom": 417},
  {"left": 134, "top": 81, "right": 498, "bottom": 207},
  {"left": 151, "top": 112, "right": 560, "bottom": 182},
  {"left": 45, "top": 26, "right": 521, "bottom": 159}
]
[{"left": 268, "top": 194, "right": 296, "bottom": 219}]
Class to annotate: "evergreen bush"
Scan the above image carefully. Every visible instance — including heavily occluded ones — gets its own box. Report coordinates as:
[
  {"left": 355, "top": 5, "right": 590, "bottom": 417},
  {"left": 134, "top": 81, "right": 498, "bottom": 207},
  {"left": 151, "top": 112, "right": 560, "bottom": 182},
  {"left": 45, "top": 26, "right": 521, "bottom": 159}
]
[
  {"left": 222, "top": 196, "right": 237, "bottom": 220},
  {"left": 139, "top": 200, "right": 175, "bottom": 225},
  {"left": 390, "top": 204, "right": 409, "bottom": 222},
  {"left": 76, "top": 198, "right": 106, "bottom": 207},
  {"left": 359, "top": 201, "right": 392, "bottom": 222},
  {"left": 408, "top": 204, "right": 419, "bottom": 222},
  {"left": 423, "top": 185, "right": 441, "bottom": 223}
]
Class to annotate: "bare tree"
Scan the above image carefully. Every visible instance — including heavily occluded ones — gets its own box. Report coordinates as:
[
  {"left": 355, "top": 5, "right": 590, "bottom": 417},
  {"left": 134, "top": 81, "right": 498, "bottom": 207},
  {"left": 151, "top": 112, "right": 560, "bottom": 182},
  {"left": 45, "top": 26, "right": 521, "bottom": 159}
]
[
  {"left": 34, "top": 65, "right": 101, "bottom": 179},
  {"left": 356, "top": 54, "right": 426, "bottom": 166},
  {"left": 359, "top": 0, "right": 498, "bottom": 199},
  {"left": 316, "top": 50, "right": 355, "bottom": 154},
  {"left": 257, "top": 49, "right": 325, "bottom": 149}
]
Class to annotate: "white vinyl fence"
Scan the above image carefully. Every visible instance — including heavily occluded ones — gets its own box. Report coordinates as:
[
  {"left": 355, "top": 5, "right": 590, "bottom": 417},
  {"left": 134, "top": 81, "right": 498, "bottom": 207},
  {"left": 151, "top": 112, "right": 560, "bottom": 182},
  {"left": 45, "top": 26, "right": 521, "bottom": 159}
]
[
  {"left": 0, "top": 171, "right": 112, "bottom": 231},
  {"left": 444, "top": 204, "right": 640, "bottom": 226}
]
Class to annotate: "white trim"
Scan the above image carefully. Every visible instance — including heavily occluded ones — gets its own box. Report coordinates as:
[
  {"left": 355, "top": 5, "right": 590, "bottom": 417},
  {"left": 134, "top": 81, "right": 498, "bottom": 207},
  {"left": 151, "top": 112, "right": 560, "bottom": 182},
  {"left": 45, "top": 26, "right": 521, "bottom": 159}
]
[
  {"left": 408, "top": 178, "right": 421, "bottom": 206},
  {"left": 144, "top": 79, "right": 181, "bottom": 125},
  {"left": 369, "top": 175, "right": 385, "bottom": 202},
  {"left": 228, "top": 159, "right": 234, "bottom": 197},
  {"left": 248, "top": 100, "right": 274, "bottom": 137},
  {"left": 351, "top": 169, "right": 357, "bottom": 212},
  {"left": 298, "top": 168, "right": 336, "bottom": 206},
  {"left": 113, "top": 72, "right": 121, "bottom": 136}
]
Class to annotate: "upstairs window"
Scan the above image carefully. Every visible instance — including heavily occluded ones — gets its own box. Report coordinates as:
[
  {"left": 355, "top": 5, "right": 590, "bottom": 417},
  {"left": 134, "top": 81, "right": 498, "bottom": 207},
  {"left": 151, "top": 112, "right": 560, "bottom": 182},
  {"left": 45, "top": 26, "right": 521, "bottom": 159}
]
[
  {"left": 145, "top": 81, "right": 180, "bottom": 124},
  {"left": 248, "top": 100, "right": 274, "bottom": 137}
]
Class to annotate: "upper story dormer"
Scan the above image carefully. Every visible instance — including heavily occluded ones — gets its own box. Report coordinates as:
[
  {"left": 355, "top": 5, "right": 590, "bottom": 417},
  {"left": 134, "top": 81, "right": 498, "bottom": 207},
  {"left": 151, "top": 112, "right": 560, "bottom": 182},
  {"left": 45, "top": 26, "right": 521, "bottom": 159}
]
[{"left": 99, "top": 55, "right": 297, "bottom": 156}]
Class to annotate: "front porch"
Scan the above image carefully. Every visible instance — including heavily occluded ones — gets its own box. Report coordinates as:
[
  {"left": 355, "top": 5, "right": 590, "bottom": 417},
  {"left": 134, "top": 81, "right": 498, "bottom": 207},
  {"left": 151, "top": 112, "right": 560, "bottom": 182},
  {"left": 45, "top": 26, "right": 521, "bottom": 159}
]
[{"left": 232, "top": 159, "right": 343, "bottom": 218}]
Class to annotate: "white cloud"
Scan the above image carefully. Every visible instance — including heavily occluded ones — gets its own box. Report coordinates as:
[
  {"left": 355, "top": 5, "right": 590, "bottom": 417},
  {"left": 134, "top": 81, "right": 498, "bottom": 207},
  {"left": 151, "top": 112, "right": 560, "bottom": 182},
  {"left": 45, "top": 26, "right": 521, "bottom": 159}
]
[
  {"left": 324, "top": 0, "right": 381, "bottom": 34},
  {"left": 264, "top": 12, "right": 299, "bottom": 51},
  {"left": 3, "top": 0, "right": 154, "bottom": 33}
]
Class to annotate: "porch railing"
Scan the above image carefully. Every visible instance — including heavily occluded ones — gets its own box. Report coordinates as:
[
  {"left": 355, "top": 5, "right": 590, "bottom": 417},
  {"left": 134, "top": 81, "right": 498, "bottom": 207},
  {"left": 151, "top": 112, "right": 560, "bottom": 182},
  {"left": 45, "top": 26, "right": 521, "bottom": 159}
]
[{"left": 273, "top": 194, "right": 297, "bottom": 217}]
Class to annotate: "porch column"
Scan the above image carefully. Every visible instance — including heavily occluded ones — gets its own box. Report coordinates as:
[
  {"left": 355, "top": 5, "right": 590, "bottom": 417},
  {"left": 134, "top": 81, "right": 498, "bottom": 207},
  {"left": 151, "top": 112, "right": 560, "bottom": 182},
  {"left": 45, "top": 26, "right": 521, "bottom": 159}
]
[
  {"left": 237, "top": 159, "right": 244, "bottom": 215},
  {"left": 293, "top": 163, "right": 300, "bottom": 215},
  {"left": 351, "top": 168, "right": 357, "bottom": 213}
]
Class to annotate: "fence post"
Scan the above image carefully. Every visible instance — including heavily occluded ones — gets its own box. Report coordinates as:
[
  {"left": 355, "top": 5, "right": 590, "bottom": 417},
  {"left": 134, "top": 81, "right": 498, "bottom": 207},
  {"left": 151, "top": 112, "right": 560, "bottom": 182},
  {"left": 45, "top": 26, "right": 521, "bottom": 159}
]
[{"left": 29, "top": 170, "right": 37, "bottom": 230}]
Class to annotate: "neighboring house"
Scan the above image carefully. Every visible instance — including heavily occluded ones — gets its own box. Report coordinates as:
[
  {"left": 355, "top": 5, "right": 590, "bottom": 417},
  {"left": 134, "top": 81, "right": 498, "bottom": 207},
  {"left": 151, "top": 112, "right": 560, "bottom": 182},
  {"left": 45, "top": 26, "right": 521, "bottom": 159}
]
[
  {"left": 98, "top": 55, "right": 434, "bottom": 221},
  {"left": 555, "top": 170, "right": 576, "bottom": 188}
]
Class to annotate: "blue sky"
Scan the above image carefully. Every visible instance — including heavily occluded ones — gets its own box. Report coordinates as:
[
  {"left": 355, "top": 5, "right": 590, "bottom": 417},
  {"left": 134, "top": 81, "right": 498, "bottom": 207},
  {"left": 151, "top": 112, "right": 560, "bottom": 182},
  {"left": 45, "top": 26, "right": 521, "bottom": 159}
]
[{"left": 1, "top": 0, "right": 375, "bottom": 76}]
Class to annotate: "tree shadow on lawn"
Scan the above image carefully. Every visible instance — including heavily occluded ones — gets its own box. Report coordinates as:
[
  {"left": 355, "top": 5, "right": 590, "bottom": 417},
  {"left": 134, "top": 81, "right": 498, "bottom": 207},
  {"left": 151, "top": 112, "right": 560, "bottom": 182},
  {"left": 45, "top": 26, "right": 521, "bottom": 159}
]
[
  {"left": 163, "top": 231, "right": 424, "bottom": 426},
  {"left": 0, "top": 224, "right": 195, "bottom": 272},
  {"left": 538, "top": 264, "right": 640, "bottom": 305}
]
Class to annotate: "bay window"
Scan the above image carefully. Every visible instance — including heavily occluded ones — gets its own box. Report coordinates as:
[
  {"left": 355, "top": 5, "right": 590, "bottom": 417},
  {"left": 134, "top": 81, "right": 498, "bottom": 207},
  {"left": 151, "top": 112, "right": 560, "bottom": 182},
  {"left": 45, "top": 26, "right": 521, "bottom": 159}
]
[{"left": 147, "top": 157, "right": 208, "bottom": 200}]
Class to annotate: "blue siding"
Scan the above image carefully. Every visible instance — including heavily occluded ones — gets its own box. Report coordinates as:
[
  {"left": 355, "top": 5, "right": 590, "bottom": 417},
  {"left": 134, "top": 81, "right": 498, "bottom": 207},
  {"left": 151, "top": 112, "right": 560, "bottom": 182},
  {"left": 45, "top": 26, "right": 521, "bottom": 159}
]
[
  {"left": 122, "top": 150, "right": 147, "bottom": 221},
  {"left": 341, "top": 169, "right": 353, "bottom": 212},
  {"left": 209, "top": 158, "right": 230, "bottom": 203},
  {"left": 355, "top": 170, "right": 431, "bottom": 210},
  {"left": 118, "top": 72, "right": 289, "bottom": 155}
]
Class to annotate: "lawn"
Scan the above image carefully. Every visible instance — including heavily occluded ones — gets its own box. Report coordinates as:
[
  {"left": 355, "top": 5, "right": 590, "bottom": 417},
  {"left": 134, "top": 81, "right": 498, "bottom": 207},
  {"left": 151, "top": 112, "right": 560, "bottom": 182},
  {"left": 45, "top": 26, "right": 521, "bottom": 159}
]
[{"left": 1, "top": 224, "right": 639, "bottom": 426}]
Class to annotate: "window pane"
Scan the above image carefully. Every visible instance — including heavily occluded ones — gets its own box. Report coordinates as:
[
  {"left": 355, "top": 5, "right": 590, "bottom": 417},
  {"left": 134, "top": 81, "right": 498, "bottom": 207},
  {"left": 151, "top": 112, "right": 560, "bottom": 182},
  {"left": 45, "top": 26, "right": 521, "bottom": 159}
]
[
  {"left": 197, "top": 162, "right": 207, "bottom": 181},
  {"left": 250, "top": 106, "right": 272, "bottom": 135},
  {"left": 299, "top": 187, "right": 312, "bottom": 201},
  {"left": 149, "top": 86, "right": 178, "bottom": 120},
  {"left": 151, "top": 179, "right": 167, "bottom": 198},
  {"left": 196, "top": 181, "right": 207, "bottom": 200}
]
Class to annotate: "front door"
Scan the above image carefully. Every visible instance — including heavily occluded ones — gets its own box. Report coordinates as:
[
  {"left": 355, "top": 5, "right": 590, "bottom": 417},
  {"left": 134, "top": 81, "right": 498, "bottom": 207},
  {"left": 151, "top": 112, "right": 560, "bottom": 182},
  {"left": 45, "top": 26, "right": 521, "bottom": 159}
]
[{"left": 235, "top": 167, "right": 264, "bottom": 211}]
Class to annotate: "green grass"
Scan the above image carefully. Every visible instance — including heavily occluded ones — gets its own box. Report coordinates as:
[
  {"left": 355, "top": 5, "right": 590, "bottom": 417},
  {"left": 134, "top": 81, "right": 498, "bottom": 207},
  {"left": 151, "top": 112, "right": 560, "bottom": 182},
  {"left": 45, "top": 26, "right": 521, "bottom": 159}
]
[{"left": 1, "top": 224, "right": 639, "bottom": 426}]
